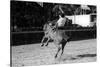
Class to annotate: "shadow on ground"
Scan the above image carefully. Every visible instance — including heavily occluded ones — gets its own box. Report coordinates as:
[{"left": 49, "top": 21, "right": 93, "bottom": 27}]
[{"left": 62, "top": 54, "right": 96, "bottom": 61}]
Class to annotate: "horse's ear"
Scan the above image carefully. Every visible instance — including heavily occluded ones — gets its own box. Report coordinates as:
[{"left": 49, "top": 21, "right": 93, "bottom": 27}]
[{"left": 43, "top": 24, "right": 47, "bottom": 30}]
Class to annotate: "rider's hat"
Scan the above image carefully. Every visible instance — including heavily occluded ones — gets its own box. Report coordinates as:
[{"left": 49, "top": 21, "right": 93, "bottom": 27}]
[{"left": 60, "top": 13, "right": 65, "bottom": 18}]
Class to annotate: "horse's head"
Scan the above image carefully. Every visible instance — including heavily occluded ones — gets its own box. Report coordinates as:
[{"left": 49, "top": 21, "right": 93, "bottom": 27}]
[
  {"left": 43, "top": 22, "right": 54, "bottom": 32},
  {"left": 43, "top": 23, "right": 50, "bottom": 31},
  {"left": 43, "top": 23, "right": 47, "bottom": 31}
]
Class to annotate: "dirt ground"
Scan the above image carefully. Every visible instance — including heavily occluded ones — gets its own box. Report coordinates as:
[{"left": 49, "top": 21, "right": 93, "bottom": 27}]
[{"left": 11, "top": 39, "right": 97, "bottom": 67}]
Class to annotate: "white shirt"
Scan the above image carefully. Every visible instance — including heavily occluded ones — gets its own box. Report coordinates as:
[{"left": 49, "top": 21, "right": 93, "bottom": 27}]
[{"left": 57, "top": 16, "right": 66, "bottom": 27}]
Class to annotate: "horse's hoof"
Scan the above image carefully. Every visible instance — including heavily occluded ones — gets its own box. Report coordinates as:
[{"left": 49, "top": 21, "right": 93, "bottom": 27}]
[
  {"left": 45, "top": 44, "right": 48, "bottom": 46},
  {"left": 41, "top": 44, "right": 44, "bottom": 47},
  {"left": 55, "top": 55, "right": 57, "bottom": 58}
]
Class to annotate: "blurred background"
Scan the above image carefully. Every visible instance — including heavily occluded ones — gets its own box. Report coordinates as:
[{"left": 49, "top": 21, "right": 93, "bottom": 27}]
[{"left": 10, "top": 1, "right": 97, "bottom": 46}]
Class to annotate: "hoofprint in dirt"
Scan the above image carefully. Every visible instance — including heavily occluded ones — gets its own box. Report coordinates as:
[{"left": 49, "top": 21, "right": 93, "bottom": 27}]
[{"left": 11, "top": 39, "right": 97, "bottom": 67}]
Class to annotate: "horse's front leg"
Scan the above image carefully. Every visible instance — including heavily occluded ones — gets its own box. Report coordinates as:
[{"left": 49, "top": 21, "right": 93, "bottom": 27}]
[
  {"left": 45, "top": 37, "right": 50, "bottom": 46},
  {"left": 41, "top": 35, "right": 46, "bottom": 47}
]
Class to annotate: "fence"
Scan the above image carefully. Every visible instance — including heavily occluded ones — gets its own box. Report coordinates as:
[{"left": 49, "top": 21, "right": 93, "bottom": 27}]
[
  {"left": 11, "top": 29, "right": 96, "bottom": 34},
  {"left": 11, "top": 29, "right": 96, "bottom": 46}
]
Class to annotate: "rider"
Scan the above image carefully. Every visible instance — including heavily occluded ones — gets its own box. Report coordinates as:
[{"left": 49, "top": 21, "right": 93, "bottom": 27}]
[
  {"left": 53, "top": 13, "right": 67, "bottom": 30},
  {"left": 57, "top": 13, "right": 66, "bottom": 28}
]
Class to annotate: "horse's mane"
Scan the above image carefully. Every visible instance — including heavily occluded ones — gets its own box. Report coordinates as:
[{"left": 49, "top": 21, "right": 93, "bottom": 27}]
[{"left": 48, "top": 19, "right": 58, "bottom": 24}]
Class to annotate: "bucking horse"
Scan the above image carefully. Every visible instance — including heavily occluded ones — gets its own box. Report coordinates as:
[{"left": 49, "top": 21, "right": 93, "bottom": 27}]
[{"left": 41, "top": 20, "right": 70, "bottom": 59}]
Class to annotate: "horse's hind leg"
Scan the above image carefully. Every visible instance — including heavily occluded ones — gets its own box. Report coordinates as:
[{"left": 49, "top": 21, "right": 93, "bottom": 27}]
[
  {"left": 61, "top": 41, "right": 67, "bottom": 56},
  {"left": 55, "top": 44, "right": 62, "bottom": 58}
]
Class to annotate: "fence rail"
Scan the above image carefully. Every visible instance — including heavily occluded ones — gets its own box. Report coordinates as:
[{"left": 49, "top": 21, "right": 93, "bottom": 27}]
[{"left": 11, "top": 29, "right": 96, "bottom": 34}]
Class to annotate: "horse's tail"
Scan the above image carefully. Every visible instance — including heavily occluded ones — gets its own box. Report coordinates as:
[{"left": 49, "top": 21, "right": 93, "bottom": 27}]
[
  {"left": 63, "top": 33, "right": 71, "bottom": 43},
  {"left": 67, "top": 37, "right": 71, "bottom": 42}
]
